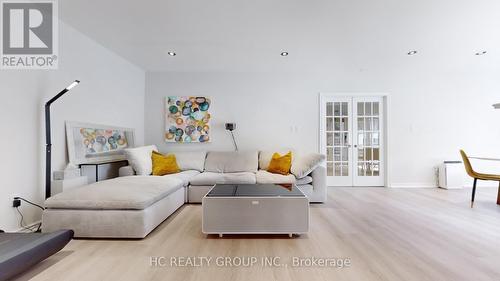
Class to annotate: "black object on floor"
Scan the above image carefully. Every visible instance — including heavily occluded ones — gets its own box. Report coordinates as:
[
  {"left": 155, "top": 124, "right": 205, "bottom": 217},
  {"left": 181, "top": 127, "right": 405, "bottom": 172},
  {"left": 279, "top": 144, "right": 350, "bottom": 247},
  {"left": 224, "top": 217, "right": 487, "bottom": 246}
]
[{"left": 0, "top": 229, "right": 74, "bottom": 281}]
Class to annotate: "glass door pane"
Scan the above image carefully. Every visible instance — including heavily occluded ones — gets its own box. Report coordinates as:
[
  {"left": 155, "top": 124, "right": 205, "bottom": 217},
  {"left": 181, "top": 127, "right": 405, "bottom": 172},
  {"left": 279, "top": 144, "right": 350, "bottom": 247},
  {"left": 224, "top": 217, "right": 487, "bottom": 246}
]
[
  {"left": 353, "top": 98, "right": 383, "bottom": 186},
  {"left": 356, "top": 102, "right": 374, "bottom": 176},
  {"left": 325, "top": 101, "right": 350, "bottom": 178}
]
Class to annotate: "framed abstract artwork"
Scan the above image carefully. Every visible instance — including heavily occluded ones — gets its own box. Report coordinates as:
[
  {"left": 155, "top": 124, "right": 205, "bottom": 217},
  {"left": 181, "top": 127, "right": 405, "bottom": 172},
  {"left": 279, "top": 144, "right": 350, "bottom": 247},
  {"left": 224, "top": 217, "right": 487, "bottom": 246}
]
[
  {"left": 165, "top": 96, "right": 211, "bottom": 143},
  {"left": 66, "top": 121, "right": 135, "bottom": 164}
]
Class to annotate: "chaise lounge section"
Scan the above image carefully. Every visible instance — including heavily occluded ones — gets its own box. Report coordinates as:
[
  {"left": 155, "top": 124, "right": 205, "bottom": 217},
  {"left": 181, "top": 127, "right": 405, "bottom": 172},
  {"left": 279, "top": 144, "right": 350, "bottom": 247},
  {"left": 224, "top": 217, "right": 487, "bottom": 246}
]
[{"left": 43, "top": 176, "right": 186, "bottom": 238}]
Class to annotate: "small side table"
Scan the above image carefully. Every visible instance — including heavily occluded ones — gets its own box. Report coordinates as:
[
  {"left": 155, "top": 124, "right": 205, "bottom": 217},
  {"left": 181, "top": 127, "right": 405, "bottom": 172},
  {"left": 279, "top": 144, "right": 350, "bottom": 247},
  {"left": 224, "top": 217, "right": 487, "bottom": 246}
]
[{"left": 79, "top": 160, "right": 128, "bottom": 183}]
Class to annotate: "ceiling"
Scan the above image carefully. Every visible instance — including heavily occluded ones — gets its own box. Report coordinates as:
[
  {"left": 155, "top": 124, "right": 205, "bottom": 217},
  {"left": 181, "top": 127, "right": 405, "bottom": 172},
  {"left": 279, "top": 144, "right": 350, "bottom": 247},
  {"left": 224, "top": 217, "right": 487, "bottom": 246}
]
[{"left": 59, "top": 0, "right": 500, "bottom": 72}]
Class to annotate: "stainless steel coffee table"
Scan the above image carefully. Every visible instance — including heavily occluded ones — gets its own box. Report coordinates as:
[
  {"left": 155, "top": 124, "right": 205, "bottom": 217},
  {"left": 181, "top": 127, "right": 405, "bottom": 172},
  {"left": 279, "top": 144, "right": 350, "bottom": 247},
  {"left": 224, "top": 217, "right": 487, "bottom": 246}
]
[{"left": 202, "top": 184, "right": 309, "bottom": 237}]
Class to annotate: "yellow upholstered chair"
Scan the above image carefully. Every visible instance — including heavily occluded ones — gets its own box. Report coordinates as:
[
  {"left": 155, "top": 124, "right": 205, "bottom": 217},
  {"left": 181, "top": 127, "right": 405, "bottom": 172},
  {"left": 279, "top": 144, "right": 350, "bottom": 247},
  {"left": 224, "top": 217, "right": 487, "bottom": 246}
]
[{"left": 460, "top": 150, "right": 500, "bottom": 208}]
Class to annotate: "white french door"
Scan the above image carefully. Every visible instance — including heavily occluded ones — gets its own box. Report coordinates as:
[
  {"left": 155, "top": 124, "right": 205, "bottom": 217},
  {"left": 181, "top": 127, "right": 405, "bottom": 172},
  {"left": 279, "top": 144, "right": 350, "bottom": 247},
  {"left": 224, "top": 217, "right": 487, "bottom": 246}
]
[{"left": 320, "top": 95, "right": 385, "bottom": 187}]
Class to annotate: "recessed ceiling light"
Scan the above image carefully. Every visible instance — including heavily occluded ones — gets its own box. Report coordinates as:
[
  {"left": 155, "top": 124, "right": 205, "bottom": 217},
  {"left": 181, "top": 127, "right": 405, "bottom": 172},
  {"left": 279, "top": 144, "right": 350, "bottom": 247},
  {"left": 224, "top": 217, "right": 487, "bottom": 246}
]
[
  {"left": 167, "top": 51, "right": 176, "bottom": 56},
  {"left": 407, "top": 50, "right": 418, "bottom": 55},
  {"left": 475, "top": 51, "right": 487, "bottom": 56},
  {"left": 280, "top": 51, "right": 289, "bottom": 56}
]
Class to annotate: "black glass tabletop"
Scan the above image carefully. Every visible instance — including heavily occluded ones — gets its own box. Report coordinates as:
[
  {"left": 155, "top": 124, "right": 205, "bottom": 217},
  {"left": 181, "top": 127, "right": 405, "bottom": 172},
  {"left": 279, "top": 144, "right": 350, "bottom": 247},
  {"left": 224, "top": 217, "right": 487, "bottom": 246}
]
[{"left": 206, "top": 184, "right": 305, "bottom": 197}]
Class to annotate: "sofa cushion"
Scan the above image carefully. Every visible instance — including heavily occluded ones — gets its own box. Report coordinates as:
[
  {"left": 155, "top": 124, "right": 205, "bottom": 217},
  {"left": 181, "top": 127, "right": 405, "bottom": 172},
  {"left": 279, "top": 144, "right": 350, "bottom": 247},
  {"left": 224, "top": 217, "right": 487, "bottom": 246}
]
[
  {"left": 168, "top": 151, "right": 206, "bottom": 171},
  {"left": 291, "top": 153, "right": 326, "bottom": 179},
  {"left": 124, "top": 145, "right": 158, "bottom": 175},
  {"left": 256, "top": 170, "right": 296, "bottom": 184},
  {"left": 296, "top": 176, "right": 313, "bottom": 185},
  {"left": 161, "top": 170, "right": 200, "bottom": 186},
  {"left": 204, "top": 151, "right": 258, "bottom": 173},
  {"left": 189, "top": 172, "right": 256, "bottom": 185},
  {"left": 45, "top": 176, "right": 184, "bottom": 210}
]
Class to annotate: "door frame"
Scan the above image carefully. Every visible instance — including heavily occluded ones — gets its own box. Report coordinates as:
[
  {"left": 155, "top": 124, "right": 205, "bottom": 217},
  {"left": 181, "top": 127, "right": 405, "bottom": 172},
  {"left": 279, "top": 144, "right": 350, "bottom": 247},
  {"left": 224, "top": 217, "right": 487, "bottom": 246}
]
[{"left": 319, "top": 93, "right": 391, "bottom": 187}]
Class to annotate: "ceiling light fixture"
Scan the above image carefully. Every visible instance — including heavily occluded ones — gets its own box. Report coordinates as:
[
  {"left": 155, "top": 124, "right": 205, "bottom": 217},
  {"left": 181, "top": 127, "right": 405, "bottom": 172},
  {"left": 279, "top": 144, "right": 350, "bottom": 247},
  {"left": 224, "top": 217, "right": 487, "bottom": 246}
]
[
  {"left": 280, "top": 51, "right": 289, "bottom": 56},
  {"left": 167, "top": 51, "right": 176, "bottom": 56},
  {"left": 407, "top": 50, "right": 418, "bottom": 55},
  {"left": 475, "top": 51, "right": 487, "bottom": 56}
]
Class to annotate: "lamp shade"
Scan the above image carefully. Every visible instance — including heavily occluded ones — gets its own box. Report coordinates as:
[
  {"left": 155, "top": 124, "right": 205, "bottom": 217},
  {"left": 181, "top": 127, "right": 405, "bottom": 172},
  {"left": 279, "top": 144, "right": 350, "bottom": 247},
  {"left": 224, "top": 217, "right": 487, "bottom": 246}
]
[
  {"left": 225, "top": 123, "right": 236, "bottom": 131},
  {"left": 65, "top": 80, "right": 80, "bottom": 90}
]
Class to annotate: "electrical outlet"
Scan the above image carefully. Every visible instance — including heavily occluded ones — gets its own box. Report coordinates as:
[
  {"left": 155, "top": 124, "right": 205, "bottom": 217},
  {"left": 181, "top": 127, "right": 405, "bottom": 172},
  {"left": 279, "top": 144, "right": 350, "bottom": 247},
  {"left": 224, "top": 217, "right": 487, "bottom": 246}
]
[{"left": 12, "top": 198, "right": 21, "bottom": 208}]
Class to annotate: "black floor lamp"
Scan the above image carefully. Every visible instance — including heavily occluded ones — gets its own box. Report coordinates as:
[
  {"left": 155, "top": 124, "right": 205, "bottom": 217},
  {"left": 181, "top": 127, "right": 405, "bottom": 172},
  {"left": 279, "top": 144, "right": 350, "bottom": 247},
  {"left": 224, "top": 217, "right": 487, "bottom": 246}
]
[{"left": 45, "top": 80, "right": 80, "bottom": 199}]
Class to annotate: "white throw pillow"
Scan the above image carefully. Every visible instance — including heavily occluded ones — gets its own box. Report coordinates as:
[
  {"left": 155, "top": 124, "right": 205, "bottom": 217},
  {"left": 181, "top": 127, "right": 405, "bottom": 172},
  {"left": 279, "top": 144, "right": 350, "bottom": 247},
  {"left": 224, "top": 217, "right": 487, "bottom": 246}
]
[
  {"left": 291, "top": 153, "right": 326, "bottom": 179},
  {"left": 124, "top": 145, "right": 158, "bottom": 175}
]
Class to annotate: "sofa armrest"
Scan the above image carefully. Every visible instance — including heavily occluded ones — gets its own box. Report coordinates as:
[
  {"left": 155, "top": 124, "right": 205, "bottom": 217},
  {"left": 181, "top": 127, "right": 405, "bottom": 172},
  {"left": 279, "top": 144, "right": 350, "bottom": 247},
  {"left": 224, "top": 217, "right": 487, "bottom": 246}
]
[
  {"left": 310, "top": 165, "right": 327, "bottom": 203},
  {"left": 119, "top": 166, "right": 135, "bottom": 177}
]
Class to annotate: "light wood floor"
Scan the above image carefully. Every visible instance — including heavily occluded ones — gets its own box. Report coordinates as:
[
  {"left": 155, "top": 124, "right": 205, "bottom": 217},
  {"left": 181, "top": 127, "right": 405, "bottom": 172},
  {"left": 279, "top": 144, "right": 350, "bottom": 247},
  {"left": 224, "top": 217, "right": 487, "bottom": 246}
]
[{"left": 15, "top": 186, "right": 500, "bottom": 281}]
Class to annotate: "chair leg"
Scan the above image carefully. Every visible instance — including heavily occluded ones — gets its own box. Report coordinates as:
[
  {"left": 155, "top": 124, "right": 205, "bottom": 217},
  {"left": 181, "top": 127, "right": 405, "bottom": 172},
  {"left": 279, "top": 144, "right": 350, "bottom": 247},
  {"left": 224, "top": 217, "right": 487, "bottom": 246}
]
[
  {"left": 471, "top": 178, "right": 477, "bottom": 208},
  {"left": 497, "top": 181, "right": 500, "bottom": 205}
]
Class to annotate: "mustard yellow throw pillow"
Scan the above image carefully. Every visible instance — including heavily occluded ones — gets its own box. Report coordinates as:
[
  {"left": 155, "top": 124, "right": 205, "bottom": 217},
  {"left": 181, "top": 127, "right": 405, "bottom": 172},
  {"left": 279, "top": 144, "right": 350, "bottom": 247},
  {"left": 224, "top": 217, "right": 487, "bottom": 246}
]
[
  {"left": 151, "top": 151, "right": 180, "bottom": 176},
  {"left": 267, "top": 151, "right": 292, "bottom": 175}
]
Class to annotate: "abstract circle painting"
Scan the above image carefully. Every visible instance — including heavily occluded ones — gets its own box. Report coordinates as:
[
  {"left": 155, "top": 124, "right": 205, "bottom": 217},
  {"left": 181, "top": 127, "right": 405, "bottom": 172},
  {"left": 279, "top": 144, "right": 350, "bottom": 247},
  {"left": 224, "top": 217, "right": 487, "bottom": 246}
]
[{"left": 165, "top": 96, "right": 211, "bottom": 143}]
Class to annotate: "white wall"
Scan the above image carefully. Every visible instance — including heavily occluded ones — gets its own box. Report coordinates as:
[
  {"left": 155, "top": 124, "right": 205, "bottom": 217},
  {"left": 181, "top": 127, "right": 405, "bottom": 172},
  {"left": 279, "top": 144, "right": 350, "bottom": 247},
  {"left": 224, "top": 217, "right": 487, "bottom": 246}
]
[
  {"left": 145, "top": 57, "right": 500, "bottom": 187},
  {"left": 0, "top": 22, "right": 145, "bottom": 231}
]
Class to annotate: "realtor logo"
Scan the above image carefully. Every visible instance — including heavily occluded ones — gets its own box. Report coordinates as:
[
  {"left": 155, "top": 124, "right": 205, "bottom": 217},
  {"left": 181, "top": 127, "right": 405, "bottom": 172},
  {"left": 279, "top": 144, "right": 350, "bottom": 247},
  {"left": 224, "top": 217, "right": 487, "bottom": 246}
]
[{"left": 1, "top": 0, "right": 58, "bottom": 69}]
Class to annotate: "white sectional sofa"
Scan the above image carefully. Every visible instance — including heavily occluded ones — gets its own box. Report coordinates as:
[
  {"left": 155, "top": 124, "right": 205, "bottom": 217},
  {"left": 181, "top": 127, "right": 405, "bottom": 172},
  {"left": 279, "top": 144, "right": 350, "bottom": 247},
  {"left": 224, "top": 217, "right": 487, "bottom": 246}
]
[
  {"left": 43, "top": 149, "right": 326, "bottom": 238},
  {"left": 120, "top": 150, "right": 327, "bottom": 203}
]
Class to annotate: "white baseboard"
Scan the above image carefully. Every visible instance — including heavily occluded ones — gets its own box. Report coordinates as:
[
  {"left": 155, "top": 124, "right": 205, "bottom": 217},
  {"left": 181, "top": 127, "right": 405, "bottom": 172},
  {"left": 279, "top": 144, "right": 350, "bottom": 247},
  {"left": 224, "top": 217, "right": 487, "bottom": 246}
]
[
  {"left": 390, "top": 182, "right": 498, "bottom": 188},
  {"left": 463, "top": 182, "right": 499, "bottom": 188},
  {"left": 328, "top": 184, "right": 438, "bottom": 188},
  {"left": 389, "top": 183, "right": 437, "bottom": 188}
]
